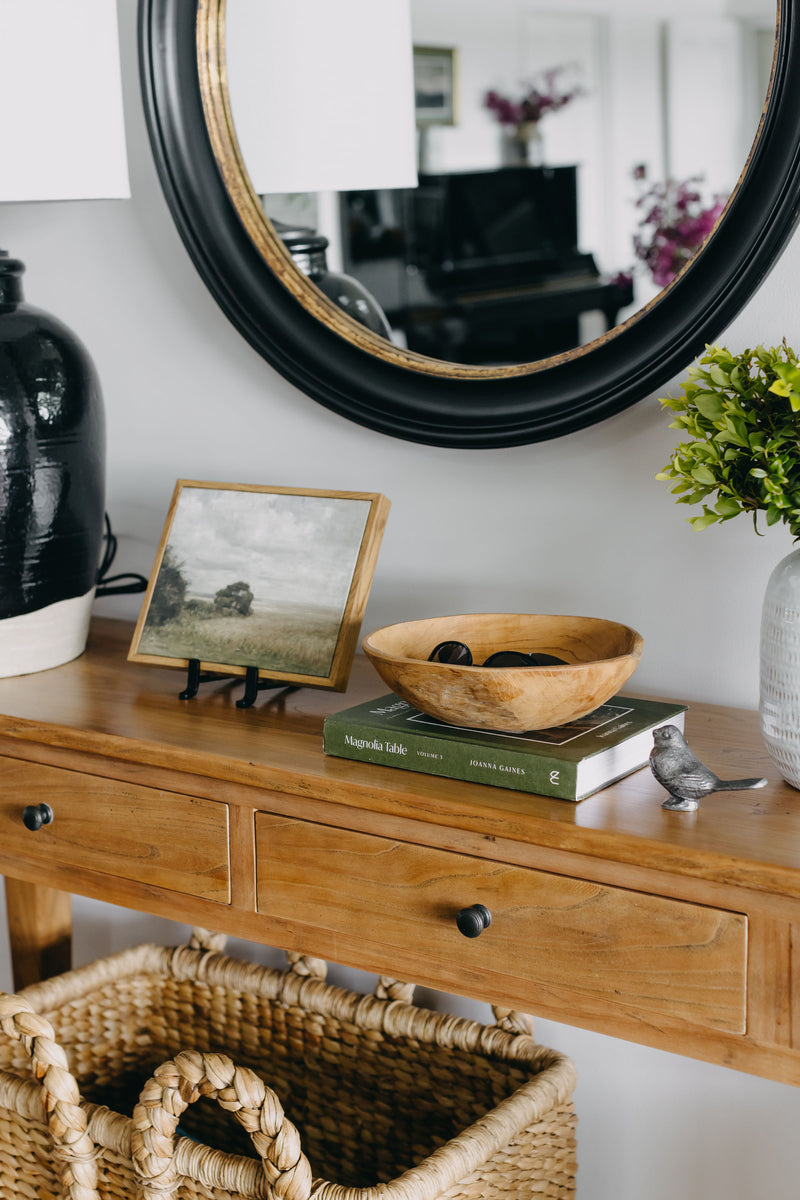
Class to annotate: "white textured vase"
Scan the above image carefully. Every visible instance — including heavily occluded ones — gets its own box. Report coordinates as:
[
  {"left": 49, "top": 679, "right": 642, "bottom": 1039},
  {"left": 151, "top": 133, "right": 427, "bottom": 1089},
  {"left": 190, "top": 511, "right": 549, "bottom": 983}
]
[{"left": 760, "top": 547, "right": 800, "bottom": 788}]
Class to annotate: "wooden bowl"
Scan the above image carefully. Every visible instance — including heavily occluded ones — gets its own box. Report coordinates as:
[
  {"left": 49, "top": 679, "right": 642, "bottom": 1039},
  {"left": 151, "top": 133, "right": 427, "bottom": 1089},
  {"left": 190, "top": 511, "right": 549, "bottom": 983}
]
[{"left": 362, "top": 613, "right": 643, "bottom": 732}]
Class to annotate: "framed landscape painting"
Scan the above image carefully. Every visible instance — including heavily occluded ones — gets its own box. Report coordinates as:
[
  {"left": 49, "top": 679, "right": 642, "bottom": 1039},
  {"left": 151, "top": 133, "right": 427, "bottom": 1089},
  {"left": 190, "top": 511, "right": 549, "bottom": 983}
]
[{"left": 128, "top": 481, "right": 390, "bottom": 690}]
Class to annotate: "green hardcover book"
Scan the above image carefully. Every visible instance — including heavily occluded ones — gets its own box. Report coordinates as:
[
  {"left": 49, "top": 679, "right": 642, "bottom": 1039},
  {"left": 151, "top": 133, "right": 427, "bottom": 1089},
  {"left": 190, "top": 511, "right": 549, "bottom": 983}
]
[{"left": 323, "top": 693, "right": 688, "bottom": 801}]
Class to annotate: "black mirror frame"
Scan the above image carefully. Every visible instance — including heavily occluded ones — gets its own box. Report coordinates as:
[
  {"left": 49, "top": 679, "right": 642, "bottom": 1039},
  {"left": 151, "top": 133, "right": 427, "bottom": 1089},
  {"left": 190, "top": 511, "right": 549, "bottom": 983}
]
[{"left": 139, "top": 0, "right": 800, "bottom": 449}]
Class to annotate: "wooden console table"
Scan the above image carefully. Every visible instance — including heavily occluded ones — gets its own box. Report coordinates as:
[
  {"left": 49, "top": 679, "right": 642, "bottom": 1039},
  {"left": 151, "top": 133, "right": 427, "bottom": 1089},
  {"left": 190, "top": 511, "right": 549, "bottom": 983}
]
[{"left": 0, "top": 618, "right": 798, "bottom": 1086}]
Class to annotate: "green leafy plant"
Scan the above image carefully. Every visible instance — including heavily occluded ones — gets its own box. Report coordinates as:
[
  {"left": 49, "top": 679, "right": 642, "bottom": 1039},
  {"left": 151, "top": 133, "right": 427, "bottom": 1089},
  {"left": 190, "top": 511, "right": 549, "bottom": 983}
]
[{"left": 657, "top": 342, "right": 800, "bottom": 537}]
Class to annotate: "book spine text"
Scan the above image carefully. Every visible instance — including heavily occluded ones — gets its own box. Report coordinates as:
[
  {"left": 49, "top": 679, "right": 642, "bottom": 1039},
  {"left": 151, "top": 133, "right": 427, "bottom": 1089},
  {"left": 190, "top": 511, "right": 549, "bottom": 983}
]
[{"left": 323, "top": 722, "right": 579, "bottom": 800}]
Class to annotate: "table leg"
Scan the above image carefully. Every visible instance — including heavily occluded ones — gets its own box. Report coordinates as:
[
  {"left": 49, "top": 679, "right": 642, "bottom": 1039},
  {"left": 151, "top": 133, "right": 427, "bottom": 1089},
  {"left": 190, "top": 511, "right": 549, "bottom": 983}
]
[{"left": 4, "top": 879, "right": 72, "bottom": 990}]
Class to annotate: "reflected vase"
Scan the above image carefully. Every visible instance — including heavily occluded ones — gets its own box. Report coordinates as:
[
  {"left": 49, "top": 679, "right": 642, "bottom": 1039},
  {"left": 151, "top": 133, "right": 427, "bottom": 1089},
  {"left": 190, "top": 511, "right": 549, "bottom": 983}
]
[
  {"left": 275, "top": 222, "right": 393, "bottom": 339},
  {"left": 503, "top": 122, "right": 545, "bottom": 168},
  {"left": 759, "top": 547, "right": 800, "bottom": 787}
]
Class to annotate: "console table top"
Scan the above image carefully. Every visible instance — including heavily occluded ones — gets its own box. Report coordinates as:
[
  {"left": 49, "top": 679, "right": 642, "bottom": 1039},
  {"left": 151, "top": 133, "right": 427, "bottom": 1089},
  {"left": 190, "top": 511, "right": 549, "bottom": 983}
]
[{"left": 0, "top": 617, "right": 796, "bottom": 900}]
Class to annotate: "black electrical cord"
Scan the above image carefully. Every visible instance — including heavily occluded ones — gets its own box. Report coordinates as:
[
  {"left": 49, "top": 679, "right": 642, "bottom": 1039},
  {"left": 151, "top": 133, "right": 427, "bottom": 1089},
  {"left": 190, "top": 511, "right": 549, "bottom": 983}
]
[{"left": 95, "top": 512, "right": 149, "bottom": 597}]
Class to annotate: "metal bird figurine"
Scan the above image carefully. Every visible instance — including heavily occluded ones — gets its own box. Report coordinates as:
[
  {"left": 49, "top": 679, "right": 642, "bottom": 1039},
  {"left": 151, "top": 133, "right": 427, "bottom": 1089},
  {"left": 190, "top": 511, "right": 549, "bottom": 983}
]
[{"left": 649, "top": 724, "right": 767, "bottom": 811}]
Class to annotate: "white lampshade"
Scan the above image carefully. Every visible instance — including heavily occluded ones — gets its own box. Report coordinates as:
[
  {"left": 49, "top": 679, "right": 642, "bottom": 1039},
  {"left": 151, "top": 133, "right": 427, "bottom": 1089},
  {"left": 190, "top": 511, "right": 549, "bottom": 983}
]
[
  {"left": 0, "top": 0, "right": 129, "bottom": 201},
  {"left": 226, "top": 0, "right": 418, "bottom": 195}
]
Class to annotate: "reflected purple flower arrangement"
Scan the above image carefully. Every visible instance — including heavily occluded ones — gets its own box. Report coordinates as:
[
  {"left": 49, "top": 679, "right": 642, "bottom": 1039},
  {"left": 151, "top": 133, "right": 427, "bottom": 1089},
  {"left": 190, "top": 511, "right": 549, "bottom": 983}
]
[
  {"left": 632, "top": 166, "right": 727, "bottom": 288},
  {"left": 484, "top": 67, "right": 585, "bottom": 127}
]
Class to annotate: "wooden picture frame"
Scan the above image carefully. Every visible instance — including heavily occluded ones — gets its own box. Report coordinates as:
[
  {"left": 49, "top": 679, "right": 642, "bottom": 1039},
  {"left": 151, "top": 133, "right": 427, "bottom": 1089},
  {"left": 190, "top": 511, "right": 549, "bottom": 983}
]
[
  {"left": 128, "top": 481, "right": 390, "bottom": 691},
  {"left": 413, "top": 45, "right": 457, "bottom": 127}
]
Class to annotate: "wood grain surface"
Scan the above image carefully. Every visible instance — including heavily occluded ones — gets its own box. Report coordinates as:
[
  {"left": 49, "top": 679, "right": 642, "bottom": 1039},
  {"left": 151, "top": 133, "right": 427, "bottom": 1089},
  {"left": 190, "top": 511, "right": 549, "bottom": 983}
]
[
  {"left": 255, "top": 814, "right": 747, "bottom": 1032},
  {"left": 0, "top": 756, "right": 230, "bottom": 902},
  {"left": 4, "top": 880, "right": 71, "bottom": 990}
]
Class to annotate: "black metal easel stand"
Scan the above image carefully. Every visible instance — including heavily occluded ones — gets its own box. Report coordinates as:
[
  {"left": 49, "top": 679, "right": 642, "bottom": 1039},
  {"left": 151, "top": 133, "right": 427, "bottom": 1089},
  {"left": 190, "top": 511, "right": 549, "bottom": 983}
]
[{"left": 179, "top": 660, "right": 298, "bottom": 708}]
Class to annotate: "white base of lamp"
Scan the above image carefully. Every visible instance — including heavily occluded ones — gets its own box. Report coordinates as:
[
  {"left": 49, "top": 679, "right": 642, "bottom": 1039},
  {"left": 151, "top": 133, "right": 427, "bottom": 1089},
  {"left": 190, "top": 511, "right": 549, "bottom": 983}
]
[{"left": 0, "top": 589, "right": 95, "bottom": 678}]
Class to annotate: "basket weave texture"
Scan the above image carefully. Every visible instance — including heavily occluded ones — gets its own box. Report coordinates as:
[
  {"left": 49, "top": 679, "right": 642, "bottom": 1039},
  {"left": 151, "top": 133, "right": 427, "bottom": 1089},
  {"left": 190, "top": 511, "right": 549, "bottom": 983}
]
[{"left": 0, "top": 934, "right": 577, "bottom": 1200}]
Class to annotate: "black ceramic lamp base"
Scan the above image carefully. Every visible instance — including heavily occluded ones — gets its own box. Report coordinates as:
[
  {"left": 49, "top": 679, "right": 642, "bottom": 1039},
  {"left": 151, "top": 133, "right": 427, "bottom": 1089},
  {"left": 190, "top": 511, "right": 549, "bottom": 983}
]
[{"left": 0, "top": 252, "right": 105, "bottom": 676}]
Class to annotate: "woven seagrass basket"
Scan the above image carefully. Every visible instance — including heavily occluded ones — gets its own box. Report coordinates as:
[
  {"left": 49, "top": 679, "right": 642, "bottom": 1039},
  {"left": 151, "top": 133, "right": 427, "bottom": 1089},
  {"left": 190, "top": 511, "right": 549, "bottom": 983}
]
[{"left": 0, "top": 930, "right": 577, "bottom": 1200}]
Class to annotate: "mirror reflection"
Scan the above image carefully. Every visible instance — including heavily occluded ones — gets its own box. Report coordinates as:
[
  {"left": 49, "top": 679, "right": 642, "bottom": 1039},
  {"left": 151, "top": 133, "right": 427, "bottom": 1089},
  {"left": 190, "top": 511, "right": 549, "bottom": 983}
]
[{"left": 226, "top": 0, "right": 775, "bottom": 369}]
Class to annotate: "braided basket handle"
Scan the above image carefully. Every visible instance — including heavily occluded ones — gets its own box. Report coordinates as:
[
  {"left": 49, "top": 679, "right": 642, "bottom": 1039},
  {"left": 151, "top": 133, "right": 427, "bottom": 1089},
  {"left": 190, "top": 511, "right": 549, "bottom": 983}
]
[
  {"left": 0, "top": 992, "right": 100, "bottom": 1200},
  {"left": 284, "top": 951, "right": 327, "bottom": 979},
  {"left": 132, "top": 1049, "right": 313, "bottom": 1200},
  {"left": 491, "top": 1007, "right": 535, "bottom": 1036},
  {"left": 188, "top": 927, "right": 228, "bottom": 953},
  {"left": 190, "top": 935, "right": 327, "bottom": 984},
  {"left": 191, "top": 933, "right": 533, "bottom": 1031},
  {"left": 373, "top": 981, "right": 533, "bottom": 1032}
]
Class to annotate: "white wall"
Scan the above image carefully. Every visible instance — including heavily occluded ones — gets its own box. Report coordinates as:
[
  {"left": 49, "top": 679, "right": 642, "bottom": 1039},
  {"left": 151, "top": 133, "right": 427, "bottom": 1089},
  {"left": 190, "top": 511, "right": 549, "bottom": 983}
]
[{"left": 3, "top": 2, "right": 800, "bottom": 1197}]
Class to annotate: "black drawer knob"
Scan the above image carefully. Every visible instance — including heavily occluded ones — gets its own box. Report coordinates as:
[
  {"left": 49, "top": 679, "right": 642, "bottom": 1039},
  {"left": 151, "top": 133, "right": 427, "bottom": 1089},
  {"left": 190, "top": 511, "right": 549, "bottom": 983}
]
[
  {"left": 456, "top": 903, "right": 492, "bottom": 938},
  {"left": 22, "top": 803, "right": 54, "bottom": 831}
]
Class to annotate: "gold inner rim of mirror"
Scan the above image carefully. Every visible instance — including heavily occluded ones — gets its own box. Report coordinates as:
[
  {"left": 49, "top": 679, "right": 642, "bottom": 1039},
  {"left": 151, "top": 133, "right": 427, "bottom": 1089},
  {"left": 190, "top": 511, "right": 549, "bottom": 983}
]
[{"left": 196, "top": 0, "right": 775, "bottom": 381}]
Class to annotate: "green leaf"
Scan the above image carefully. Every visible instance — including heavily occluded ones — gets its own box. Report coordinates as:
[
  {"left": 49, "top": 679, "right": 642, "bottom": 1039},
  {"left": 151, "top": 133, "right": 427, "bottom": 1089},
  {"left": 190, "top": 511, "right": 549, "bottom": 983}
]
[
  {"left": 715, "top": 497, "right": 742, "bottom": 517},
  {"left": 690, "top": 509, "right": 721, "bottom": 531},
  {"left": 729, "top": 366, "right": 746, "bottom": 392},
  {"left": 769, "top": 379, "right": 798, "bottom": 405},
  {"left": 766, "top": 504, "right": 783, "bottom": 526},
  {"left": 750, "top": 467, "right": 768, "bottom": 478},
  {"left": 691, "top": 464, "right": 717, "bottom": 485},
  {"left": 715, "top": 428, "right": 749, "bottom": 448},
  {"left": 692, "top": 392, "right": 727, "bottom": 421},
  {"left": 768, "top": 362, "right": 800, "bottom": 411},
  {"left": 773, "top": 361, "right": 800, "bottom": 386},
  {"left": 684, "top": 488, "right": 713, "bottom": 505}
]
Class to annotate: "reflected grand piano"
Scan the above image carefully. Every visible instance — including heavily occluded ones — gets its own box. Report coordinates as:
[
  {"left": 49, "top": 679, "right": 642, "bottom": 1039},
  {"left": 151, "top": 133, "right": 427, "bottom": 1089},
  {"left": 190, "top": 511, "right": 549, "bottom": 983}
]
[{"left": 342, "top": 166, "right": 633, "bottom": 364}]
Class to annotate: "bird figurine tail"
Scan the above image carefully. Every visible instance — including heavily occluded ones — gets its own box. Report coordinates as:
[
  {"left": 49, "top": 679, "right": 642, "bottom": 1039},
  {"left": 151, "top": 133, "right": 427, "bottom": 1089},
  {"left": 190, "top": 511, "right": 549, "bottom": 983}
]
[{"left": 714, "top": 776, "right": 767, "bottom": 791}]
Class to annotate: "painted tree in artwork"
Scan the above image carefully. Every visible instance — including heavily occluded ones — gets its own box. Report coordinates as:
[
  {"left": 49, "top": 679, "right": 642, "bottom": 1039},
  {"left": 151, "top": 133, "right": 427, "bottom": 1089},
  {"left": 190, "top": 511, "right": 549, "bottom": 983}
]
[
  {"left": 214, "top": 580, "right": 254, "bottom": 616},
  {"left": 148, "top": 546, "right": 187, "bottom": 625}
]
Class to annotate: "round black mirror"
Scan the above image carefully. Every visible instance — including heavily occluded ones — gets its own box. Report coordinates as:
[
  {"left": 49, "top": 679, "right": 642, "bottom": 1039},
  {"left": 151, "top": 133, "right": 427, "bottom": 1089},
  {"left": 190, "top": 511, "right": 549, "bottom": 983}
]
[{"left": 139, "top": 0, "right": 800, "bottom": 448}]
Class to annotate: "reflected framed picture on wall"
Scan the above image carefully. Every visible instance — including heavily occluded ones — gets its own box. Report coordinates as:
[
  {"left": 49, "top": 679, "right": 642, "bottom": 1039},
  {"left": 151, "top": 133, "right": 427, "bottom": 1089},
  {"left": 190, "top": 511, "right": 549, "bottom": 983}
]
[
  {"left": 128, "top": 480, "right": 390, "bottom": 690},
  {"left": 413, "top": 45, "right": 457, "bottom": 126}
]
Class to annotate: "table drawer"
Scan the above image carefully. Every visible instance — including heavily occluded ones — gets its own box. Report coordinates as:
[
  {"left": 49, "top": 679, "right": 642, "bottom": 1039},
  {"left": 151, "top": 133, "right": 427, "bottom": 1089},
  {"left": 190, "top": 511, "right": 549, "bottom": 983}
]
[
  {"left": 255, "top": 814, "right": 746, "bottom": 1033},
  {"left": 0, "top": 757, "right": 230, "bottom": 903}
]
